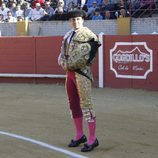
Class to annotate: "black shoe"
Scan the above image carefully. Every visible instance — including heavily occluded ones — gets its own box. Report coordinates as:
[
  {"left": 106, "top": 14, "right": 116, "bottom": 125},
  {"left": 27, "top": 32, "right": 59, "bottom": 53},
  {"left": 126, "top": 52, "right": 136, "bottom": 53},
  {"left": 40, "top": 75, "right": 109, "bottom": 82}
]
[
  {"left": 68, "top": 135, "right": 87, "bottom": 147},
  {"left": 81, "top": 139, "right": 99, "bottom": 152}
]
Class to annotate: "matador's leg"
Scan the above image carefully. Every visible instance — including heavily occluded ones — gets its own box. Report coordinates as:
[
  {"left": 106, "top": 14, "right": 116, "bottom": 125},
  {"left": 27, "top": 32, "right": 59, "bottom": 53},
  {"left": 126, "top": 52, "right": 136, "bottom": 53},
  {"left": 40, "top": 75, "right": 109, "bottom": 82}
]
[
  {"left": 66, "top": 71, "right": 84, "bottom": 141},
  {"left": 66, "top": 71, "right": 82, "bottom": 118},
  {"left": 75, "top": 73, "right": 97, "bottom": 145}
]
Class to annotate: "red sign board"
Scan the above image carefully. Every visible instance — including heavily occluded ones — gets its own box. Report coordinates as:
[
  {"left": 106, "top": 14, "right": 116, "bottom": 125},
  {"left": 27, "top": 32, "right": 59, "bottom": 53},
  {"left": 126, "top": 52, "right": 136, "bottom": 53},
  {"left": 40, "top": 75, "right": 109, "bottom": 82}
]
[{"left": 110, "top": 42, "right": 153, "bottom": 79}]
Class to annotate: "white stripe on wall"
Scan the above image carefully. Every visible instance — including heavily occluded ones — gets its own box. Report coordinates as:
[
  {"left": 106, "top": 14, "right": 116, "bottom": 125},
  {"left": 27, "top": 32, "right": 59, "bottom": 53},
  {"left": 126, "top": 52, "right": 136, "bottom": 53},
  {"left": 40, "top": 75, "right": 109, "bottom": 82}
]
[
  {"left": 0, "top": 73, "right": 66, "bottom": 78},
  {"left": 98, "top": 32, "right": 104, "bottom": 88}
]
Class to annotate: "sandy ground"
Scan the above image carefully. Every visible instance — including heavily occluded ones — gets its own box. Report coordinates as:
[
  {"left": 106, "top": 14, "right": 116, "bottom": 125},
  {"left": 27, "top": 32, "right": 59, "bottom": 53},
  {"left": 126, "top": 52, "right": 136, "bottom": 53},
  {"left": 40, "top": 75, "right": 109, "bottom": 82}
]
[{"left": 0, "top": 83, "right": 158, "bottom": 158}]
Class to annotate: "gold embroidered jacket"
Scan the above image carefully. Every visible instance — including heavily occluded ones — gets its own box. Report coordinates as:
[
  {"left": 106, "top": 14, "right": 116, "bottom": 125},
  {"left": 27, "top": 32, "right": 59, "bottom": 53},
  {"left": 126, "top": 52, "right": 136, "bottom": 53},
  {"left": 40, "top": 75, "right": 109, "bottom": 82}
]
[{"left": 59, "top": 27, "right": 100, "bottom": 81}]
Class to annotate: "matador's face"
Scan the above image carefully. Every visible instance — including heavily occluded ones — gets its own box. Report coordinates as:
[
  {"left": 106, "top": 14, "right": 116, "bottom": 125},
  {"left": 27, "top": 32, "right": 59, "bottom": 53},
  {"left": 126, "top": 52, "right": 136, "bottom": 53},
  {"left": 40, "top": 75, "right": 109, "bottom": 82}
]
[{"left": 70, "top": 17, "right": 84, "bottom": 30}]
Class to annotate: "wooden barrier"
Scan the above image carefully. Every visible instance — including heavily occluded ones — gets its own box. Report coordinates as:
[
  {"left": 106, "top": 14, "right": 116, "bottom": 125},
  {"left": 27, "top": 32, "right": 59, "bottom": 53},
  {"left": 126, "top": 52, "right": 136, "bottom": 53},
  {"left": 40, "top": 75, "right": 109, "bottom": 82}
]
[
  {"left": 0, "top": 36, "right": 66, "bottom": 84},
  {"left": 0, "top": 35, "right": 158, "bottom": 90},
  {"left": 16, "top": 21, "right": 29, "bottom": 36},
  {"left": 0, "top": 37, "right": 35, "bottom": 73}
]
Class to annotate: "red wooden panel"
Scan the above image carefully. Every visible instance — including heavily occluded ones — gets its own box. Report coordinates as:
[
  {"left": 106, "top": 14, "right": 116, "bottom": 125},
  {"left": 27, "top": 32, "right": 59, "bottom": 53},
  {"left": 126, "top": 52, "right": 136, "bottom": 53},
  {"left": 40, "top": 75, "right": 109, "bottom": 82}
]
[
  {"left": 131, "top": 35, "right": 158, "bottom": 90},
  {"left": 0, "top": 37, "right": 35, "bottom": 73},
  {"left": 35, "top": 36, "right": 65, "bottom": 74},
  {"left": 0, "top": 35, "right": 157, "bottom": 90}
]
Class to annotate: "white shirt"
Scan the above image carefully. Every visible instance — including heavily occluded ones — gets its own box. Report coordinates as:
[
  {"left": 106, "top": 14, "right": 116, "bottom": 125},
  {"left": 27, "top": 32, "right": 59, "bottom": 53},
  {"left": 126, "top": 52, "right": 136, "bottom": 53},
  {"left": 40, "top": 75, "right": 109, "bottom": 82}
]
[
  {"left": 65, "top": 0, "right": 78, "bottom": 8},
  {"left": 0, "top": 7, "right": 10, "bottom": 20},
  {"left": 15, "top": 9, "right": 24, "bottom": 18},
  {"left": 30, "top": 8, "right": 45, "bottom": 21}
]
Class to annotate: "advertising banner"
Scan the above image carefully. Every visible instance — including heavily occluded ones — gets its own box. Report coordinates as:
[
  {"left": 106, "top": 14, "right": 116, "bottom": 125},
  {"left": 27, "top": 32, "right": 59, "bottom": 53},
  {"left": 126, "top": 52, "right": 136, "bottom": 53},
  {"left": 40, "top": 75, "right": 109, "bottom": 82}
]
[{"left": 104, "top": 35, "right": 158, "bottom": 90}]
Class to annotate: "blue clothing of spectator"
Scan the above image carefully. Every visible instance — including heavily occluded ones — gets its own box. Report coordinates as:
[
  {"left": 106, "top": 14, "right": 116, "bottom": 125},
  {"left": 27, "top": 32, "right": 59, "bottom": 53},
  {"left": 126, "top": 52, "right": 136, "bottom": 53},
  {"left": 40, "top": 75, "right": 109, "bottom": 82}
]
[
  {"left": 86, "top": 0, "right": 103, "bottom": 8},
  {"left": 110, "top": 0, "right": 117, "bottom": 4},
  {"left": 102, "top": 3, "right": 114, "bottom": 11},
  {"left": 92, "top": 14, "right": 103, "bottom": 20}
]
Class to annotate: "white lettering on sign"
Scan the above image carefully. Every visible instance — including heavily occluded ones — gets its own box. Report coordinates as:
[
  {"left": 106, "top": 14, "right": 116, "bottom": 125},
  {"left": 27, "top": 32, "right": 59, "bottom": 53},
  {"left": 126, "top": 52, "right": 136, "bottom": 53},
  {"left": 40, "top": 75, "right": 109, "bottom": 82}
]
[
  {"left": 118, "top": 65, "right": 129, "bottom": 70},
  {"left": 110, "top": 42, "right": 153, "bottom": 79},
  {"left": 112, "top": 47, "right": 150, "bottom": 63},
  {"left": 132, "top": 65, "right": 144, "bottom": 71}
]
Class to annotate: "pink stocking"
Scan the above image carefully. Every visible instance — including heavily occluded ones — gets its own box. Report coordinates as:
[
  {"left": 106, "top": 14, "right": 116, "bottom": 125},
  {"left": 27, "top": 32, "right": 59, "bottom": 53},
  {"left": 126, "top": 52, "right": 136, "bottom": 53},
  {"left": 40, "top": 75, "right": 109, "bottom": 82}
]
[
  {"left": 87, "top": 117, "right": 96, "bottom": 145},
  {"left": 73, "top": 117, "right": 84, "bottom": 140}
]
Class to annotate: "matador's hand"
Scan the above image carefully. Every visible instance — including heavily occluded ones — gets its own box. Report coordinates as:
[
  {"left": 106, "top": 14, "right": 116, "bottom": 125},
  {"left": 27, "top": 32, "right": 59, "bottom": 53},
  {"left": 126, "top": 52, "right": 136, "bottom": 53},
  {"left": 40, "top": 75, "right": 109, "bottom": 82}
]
[{"left": 61, "top": 61, "right": 68, "bottom": 71}]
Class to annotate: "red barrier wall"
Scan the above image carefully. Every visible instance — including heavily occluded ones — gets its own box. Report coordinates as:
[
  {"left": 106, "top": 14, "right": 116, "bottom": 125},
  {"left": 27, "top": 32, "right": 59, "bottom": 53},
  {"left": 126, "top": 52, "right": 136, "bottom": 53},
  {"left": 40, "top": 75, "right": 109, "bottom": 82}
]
[
  {"left": 0, "top": 37, "right": 36, "bottom": 83},
  {"left": 35, "top": 36, "right": 64, "bottom": 74},
  {"left": 0, "top": 36, "right": 99, "bottom": 85},
  {"left": 0, "top": 35, "right": 157, "bottom": 90},
  {"left": 0, "top": 37, "right": 35, "bottom": 73},
  {"left": 35, "top": 36, "right": 65, "bottom": 84}
]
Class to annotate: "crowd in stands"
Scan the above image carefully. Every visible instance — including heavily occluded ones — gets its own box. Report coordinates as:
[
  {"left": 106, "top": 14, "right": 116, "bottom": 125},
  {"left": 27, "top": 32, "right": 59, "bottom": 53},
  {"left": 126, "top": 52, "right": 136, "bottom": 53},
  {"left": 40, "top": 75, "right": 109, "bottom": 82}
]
[{"left": 0, "top": 0, "right": 157, "bottom": 22}]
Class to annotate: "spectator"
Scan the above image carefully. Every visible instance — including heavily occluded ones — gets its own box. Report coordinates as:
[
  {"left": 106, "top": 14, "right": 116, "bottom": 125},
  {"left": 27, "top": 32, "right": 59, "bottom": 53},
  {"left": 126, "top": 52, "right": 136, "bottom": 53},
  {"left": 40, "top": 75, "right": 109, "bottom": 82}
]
[
  {"left": 114, "top": 0, "right": 128, "bottom": 11},
  {"left": 119, "top": 8, "right": 129, "bottom": 17},
  {"left": 110, "top": 0, "right": 118, "bottom": 4},
  {"left": 18, "top": 0, "right": 26, "bottom": 9},
  {"left": 0, "top": 0, "right": 3, "bottom": 6},
  {"left": 0, "top": 2, "right": 10, "bottom": 20},
  {"left": 0, "top": 13, "right": 4, "bottom": 22},
  {"left": 41, "top": 1, "right": 54, "bottom": 20},
  {"left": 5, "top": 10, "right": 17, "bottom": 22},
  {"left": 30, "top": 3, "right": 46, "bottom": 21},
  {"left": 114, "top": 0, "right": 128, "bottom": 18},
  {"left": 32, "top": 0, "right": 45, "bottom": 8},
  {"left": 57, "top": 0, "right": 65, "bottom": 8},
  {"left": 25, "top": 0, "right": 32, "bottom": 3},
  {"left": 54, "top": 0, "right": 65, "bottom": 12},
  {"left": 53, "top": 6, "right": 67, "bottom": 20},
  {"left": 10, "top": 2, "right": 17, "bottom": 17},
  {"left": 17, "top": 15, "right": 24, "bottom": 21},
  {"left": 104, "top": 10, "right": 112, "bottom": 19},
  {"left": 7, "top": 0, "right": 17, "bottom": 8},
  {"left": 86, "top": 0, "right": 96, "bottom": 8},
  {"left": 15, "top": 4, "right": 24, "bottom": 18},
  {"left": 86, "top": 0, "right": 102, "bottom": 8},
  {"left": 87, "top": 1, "right": 98, "bottom": 19},
  {"left": 23, "top": 2, "right": 32, "bottom": 20},
  {"left": 101, "top": 0, "right": 115, "bottom": 10},
  {"left": 65, "top": 1, "right": 76, "bottom": 12},
  {"left": 65, "top": 0, "right": 78, "bottom": 10},
  {"left": 50, "top": 0, "right": 58, "bottom": 9},
  {"left": 92, "top": 8, "right": 103, "bottom": 20},
  {"left": 78, "top": 0, "right": 87, "bottom": 8},
  {"left": 100, "top": 0, "right": 115, "bottom": 18},
  {"left": 82, "top": 4, "right": 88, "bottom": 13},
  {"left": 45, "top": 1, "right": 54, "bottom": 16}
]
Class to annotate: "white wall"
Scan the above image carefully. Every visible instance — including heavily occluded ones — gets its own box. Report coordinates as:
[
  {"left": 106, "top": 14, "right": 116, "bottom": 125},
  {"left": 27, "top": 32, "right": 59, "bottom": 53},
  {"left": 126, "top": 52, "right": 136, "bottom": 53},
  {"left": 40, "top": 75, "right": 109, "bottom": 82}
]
[
  {"left": 0, "top": 17, "right": 158, "bottom": 36},
  {"left": 0, "top": 23, "right": 16, "bottom": 36},
  {"left": 28, "top": 20, "right": 117, "bottom": 36},
  {"left": 131, "top": 17, "right": 158, "bottom": 34}
]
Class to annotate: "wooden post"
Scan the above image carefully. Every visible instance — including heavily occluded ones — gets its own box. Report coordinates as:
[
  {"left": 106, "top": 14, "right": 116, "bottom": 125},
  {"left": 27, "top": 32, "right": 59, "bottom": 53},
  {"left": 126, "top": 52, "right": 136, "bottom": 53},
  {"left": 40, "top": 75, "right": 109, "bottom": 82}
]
[{"left": 16, "top": 20, "right": 29, "bottom": 36}]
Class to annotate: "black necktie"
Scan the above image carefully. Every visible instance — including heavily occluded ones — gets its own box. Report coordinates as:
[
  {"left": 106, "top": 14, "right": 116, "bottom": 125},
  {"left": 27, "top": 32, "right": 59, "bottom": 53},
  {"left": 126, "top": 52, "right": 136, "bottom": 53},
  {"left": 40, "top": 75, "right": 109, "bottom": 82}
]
[
  {"left": 69, "top": 31, "right": 76, "bottom": 43},
  {"left": 65, "top": 31, "right": 76, "bottom": 58}
]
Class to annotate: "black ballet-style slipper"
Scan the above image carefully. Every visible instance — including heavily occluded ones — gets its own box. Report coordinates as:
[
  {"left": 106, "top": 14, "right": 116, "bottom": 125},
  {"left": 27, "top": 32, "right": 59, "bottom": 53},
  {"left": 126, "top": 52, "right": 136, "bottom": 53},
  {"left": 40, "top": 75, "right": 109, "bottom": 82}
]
[
  {"left": 81, "top": 138, "right": 99, "bottom": 152},
  {"left": 68, "top": 135, "right": 87, "bottom": 147}
]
